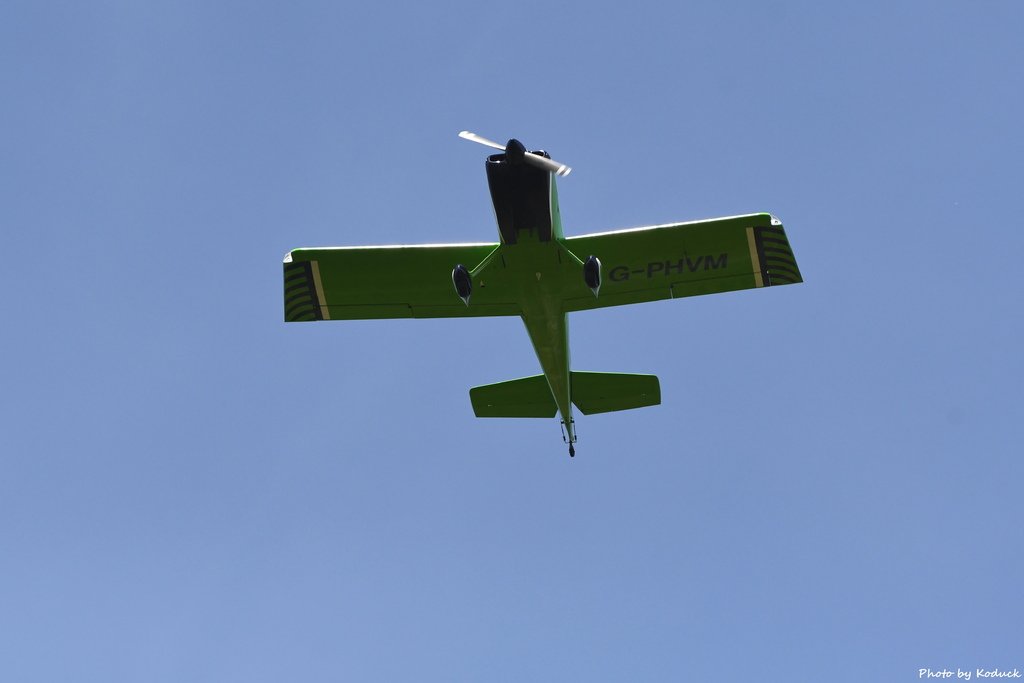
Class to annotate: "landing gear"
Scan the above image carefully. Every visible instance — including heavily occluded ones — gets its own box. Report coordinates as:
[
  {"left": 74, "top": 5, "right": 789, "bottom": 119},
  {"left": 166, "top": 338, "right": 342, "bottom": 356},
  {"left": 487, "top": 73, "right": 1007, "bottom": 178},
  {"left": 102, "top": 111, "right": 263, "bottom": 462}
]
[{"left": 560, "top": 419, "right": 577, "bottom": 457}]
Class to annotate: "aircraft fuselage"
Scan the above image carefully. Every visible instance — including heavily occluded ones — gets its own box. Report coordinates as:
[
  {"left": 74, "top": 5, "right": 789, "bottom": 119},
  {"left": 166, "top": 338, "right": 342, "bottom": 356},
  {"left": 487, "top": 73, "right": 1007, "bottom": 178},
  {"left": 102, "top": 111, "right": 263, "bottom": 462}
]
[{"left": 483, "top": 145, "right": 578, "bottom": 453}]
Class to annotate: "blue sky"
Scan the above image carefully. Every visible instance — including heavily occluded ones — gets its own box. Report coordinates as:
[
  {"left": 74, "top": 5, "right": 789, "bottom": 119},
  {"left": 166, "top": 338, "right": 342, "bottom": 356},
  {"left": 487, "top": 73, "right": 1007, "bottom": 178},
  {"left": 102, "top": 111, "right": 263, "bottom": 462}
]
[{"left": 2, "top": 1, "right": 1022, "bottom": 680}]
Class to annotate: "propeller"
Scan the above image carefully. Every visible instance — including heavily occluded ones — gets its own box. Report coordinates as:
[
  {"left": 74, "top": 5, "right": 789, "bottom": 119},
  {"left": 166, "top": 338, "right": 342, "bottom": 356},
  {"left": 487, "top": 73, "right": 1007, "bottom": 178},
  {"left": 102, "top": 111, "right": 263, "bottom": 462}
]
[{"left": 459, "top": 131, "right": 572, "bottom": 177}]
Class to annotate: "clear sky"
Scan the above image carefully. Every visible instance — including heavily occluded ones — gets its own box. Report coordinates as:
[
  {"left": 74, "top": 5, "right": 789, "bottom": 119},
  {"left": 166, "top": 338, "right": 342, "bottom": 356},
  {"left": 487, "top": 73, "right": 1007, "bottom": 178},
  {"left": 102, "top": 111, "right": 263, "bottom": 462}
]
[{"left": 2, "top": 1, "right": 1022, "bottom": 681}]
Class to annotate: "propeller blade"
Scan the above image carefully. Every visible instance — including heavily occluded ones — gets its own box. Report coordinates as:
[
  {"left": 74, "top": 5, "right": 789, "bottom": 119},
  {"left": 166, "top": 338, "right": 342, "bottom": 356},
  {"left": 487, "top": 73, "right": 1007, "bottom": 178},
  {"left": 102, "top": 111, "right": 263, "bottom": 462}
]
[
  {"left": 459, "top": 131, "right": 572, "bottom": 177},
  {"left": 458, "top": 131, "right": 506, "bottom": 151},
  {"left": 523, "top": 153, "right": 572, "bottom": 177}
]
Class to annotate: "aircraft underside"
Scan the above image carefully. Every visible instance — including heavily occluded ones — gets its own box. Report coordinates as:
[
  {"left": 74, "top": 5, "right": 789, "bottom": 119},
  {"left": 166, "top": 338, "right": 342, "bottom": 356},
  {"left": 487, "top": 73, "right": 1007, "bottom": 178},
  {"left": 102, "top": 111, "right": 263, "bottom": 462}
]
[{"left": 283, "top": 132, "right": 802, "bottom": 457}]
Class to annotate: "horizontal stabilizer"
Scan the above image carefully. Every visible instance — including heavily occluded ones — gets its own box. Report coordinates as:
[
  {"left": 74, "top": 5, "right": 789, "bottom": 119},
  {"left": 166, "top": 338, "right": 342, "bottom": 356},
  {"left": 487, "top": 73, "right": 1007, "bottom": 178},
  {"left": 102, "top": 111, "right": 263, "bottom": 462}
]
[
  {"left": 571, "top": 372, "right": 660, "bottom": 415},
  {"left": 470, "top": 375, "right": 557, "bottom": 418}
]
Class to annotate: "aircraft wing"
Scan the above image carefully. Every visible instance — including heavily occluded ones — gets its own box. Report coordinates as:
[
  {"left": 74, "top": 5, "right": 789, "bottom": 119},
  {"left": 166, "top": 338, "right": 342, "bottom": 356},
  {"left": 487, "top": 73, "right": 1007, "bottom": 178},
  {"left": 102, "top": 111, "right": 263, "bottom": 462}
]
[
  {"left": 563, "top": 213, "right": 802, "bottom": 313},
  {"left": 284, "top": 243, "right": 520, "bottom": 321}
]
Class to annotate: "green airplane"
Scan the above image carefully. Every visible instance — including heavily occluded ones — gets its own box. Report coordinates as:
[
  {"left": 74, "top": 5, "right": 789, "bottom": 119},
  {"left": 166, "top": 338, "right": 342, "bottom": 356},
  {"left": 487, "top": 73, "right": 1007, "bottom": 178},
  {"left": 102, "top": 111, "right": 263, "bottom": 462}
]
[{"left": 283, "top": 132, "right": 802, "bottom": 456}]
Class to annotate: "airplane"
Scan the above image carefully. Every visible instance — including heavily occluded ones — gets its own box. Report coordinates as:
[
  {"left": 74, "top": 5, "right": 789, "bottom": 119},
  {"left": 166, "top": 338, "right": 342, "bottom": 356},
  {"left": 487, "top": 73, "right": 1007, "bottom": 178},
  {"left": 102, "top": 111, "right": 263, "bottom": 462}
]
[{"left": 283, "top": 131, "right": 802, "bottom": 457}]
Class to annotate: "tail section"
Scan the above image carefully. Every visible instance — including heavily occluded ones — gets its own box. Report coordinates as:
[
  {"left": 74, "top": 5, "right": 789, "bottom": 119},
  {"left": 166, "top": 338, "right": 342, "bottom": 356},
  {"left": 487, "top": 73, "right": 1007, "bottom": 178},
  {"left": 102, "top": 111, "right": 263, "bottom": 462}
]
[
  {"left": 470, "top": 371, "right": 660, "bottom": 419},
  {"left": 570, "top": 372, "right": 660, "bottom": 415}
]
